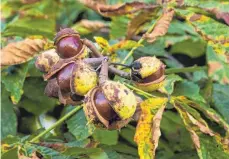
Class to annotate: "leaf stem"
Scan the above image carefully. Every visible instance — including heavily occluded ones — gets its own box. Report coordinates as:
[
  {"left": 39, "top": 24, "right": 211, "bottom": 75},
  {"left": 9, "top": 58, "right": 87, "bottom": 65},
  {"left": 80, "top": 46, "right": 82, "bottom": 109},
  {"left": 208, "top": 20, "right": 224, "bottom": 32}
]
[
  {"left": 123, "top": 83, "right": 155, "bottom": 98},
  {"left": 165, "top": 66, "right": 207, "bottom": 74},
  {"left": 29, "top": 106, "right": 82, "bottom": 143}
]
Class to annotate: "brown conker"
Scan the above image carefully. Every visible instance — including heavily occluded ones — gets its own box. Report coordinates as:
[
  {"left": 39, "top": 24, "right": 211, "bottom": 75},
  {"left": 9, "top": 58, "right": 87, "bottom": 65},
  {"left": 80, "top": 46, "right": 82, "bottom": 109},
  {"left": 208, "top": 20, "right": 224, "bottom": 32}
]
[{"left": 54, "top": 28, "right": 83, "bottom": 59}]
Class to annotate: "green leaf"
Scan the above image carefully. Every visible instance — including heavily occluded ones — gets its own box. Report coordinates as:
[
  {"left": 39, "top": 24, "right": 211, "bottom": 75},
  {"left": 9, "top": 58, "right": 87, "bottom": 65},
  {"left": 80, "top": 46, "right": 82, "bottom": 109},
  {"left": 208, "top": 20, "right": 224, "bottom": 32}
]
[
  {"left": 1, "top": 63, "right": 29, "bottom": 104},
  {"left": 212, "top": 83, "right": 229, "bottom": 123},
  {"left": 1, "top": 147, "right": 18, "bottom": 159},
  {"left": 108, "top": 142, "right": 138, "bottom": 157},
  {"left": 116, "top": 50, "right": 134, "bottom": 65},
  {"left": 110, "top": 16, "right": 129, "bottom": 39},
  {"left": 161, "top": 111, "right": 194, "bottom": 152},
  {"left": 1, "top": 87, "right": 17, "bottom": 139},
  {"left": 173, "top": 80, "right": 205, "bottom": 102},
  {"left": 66, "top": 107, "right": 95, "bottom": 141},
  {"left": 167, "top": 20, "right": 198, "bottom": 36},
  {"left": 103, "top": 149, "right": 122, "bottom": 159},
  {"left": 18, "top": 77, "right": 57, "bottom": 115},
  {"left": 193, "top": 70, "right": 208, "bottom": 82},
  {"left": 93, "top": 129, "right": 118, "bottom": 145},
  {"left": 88, "top": 150, "right": 109, "bottom": 159},
  {"left": 134, "top": 39, "right": 166, "bottom": 58},
  {"left": 61, "top": 147, "right": 103, "bottom": 157},
  {"left": 207, "top": 44, "right": 229, "bottom": 84},
  {"left": 170, "top": 39, "right": 206, "bottom": 58},
  {"left": 26, "top": 144, "right": 70, "bottom": 159},
  {"left": 159, "top": 74, "right": 182, "bottom": 95},
  {"left": 3, "top": 17, "right": 55, "bottom": 39},
  {"left": 120, "top": 127, "right": 137, "bottom": 147}
]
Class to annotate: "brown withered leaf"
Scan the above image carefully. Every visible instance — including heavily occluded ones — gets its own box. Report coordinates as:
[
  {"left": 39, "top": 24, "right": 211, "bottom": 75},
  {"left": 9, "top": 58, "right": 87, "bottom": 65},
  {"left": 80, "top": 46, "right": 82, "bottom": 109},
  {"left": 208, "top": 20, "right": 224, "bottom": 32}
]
[
  {"left": 156, "top": 0, "right": 183, "bottom": 6},
  {"left": 79, "top": 0, "right": 158, "bottom": 17},
  {"left": 144, "top": 9, "right": 175, "bottom": 43},
  {"left": 1, "top": 38, "right": 46, "bottom": 67},
  {"left": 127, "top": 9, "right": 158, "bottom": 39},
  {"left": 205, "top": 8, "right": 229, "bottom": 25}
]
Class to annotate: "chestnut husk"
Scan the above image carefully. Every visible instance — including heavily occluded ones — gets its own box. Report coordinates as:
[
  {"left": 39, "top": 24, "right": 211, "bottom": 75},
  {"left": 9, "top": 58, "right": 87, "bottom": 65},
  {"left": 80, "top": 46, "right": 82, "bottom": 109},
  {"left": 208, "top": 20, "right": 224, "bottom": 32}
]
[
  {"left": 131, "top": 56, "right": 166, "bottom": 92},
  {"left": 35, "top": 49, "right": 59, "bottom": 73}
]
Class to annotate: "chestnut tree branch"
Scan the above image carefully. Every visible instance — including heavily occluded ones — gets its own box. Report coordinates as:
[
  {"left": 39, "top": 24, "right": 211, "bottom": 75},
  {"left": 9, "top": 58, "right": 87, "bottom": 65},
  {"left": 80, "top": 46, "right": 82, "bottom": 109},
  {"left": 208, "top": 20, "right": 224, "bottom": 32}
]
[
  {"left": 99, "top": 57, "right": 109, "bottom": 85},
  {"left": 83, "top": 38, "right": 131, "bottom": 79}
]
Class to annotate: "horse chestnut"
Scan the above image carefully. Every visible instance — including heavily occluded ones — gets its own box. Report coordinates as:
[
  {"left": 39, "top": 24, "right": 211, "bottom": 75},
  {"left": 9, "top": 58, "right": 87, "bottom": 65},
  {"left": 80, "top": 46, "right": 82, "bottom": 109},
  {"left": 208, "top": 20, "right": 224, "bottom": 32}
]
[
  {"left": 54, "top": 28, "right": 86, "bottom": 59},
  {"left": 131, "top": 56, "right": 165, "bottom": 92},
  {"left": 35, "top": 49, "right": 59, "bottom": 73},
  {"left": 84, "top": 81, "right": 137, "bottom": 129}
]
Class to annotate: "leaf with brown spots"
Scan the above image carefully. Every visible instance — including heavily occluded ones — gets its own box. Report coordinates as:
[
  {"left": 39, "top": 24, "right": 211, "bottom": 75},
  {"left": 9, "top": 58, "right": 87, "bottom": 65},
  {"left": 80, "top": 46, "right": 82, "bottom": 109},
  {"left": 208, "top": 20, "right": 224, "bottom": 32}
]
[
  {"left": 79, "top": 0, "right": 158, "bottom": 17},
  {"left": 175, "top": 9, "right": 229, "bottom": 44},
  {"left": 144, "top": 9, "right": 175, "bottom": 43},
  {"left": 207, "top": 43, "right": 229, "bottom": 84},
  {"left": 179, "top": 0, "right": 229, "bottom": 25},
  {"left": 171, "top": 96, "right": 229, "bottom": 158},
  {"left": 134, "top": 97, "right": 168, "bottom": 159},
  {"left": 1, "top": 38, "right": 46, "bottom": 67}
]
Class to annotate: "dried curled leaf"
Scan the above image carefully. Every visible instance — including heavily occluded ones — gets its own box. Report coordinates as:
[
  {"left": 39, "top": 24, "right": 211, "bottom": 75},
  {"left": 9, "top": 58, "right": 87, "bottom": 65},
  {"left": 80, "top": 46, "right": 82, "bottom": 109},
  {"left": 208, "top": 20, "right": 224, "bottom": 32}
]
[
  {"left": 144, "top": 9, "right": 175, "bottom": 43},
  {"left": 79, "top": 0, "right": 158, "bottom": 17},
  {"left": 1, "top": 38, "right": 46, "bottom": 67},
  {"left": 127, "top": 9, "right": 158, "bottom": 39},
  {"left": 72, "top": 19, "right": 106, "bottom": 35},
  {"left": 134, "top": 97, "right": 168, "bottom": 159}
]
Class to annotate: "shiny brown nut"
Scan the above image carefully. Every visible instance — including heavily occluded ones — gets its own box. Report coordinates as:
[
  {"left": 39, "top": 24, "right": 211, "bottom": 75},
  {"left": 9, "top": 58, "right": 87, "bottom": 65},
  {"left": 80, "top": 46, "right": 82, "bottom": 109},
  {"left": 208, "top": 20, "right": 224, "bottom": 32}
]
[{"left": 54, "top": 28, "right": 83, "bottom": 59}]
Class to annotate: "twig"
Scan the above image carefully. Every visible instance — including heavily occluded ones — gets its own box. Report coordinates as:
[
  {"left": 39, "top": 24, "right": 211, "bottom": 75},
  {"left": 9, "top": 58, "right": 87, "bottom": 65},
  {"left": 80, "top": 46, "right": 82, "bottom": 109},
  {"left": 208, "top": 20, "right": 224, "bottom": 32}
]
[
  {"left": 99, "top": 57, "right": 109, "bottom": 85},
  {"left": 83, "top": 38, "right": 131, "bottom": 79},
  {"left": 29, "top": 106, "right": 82, "bottom": 143}
]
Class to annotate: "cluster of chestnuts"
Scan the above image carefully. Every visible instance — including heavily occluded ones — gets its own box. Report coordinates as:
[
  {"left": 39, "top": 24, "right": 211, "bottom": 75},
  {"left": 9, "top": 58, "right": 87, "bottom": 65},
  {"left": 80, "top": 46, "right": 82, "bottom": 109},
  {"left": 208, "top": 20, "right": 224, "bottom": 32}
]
[{"left": 35, "top": 28, "right": 165, "bottom": 129}]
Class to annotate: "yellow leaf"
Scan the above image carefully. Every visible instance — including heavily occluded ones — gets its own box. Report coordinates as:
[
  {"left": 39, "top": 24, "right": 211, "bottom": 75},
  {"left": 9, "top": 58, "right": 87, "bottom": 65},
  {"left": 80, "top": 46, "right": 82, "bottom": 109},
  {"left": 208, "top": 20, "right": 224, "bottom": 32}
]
[
  {"left": 94, "top": 36, "right": 110, "bottom": 55},
  {"left": 1, "top": 38, "right": 46, "bottom": 67},
  {"left": 109, "top": 40, "right": 142, "bottom": 53},
  {"left": 134, "top": 97, "right": 168, "bottom": 159}
]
